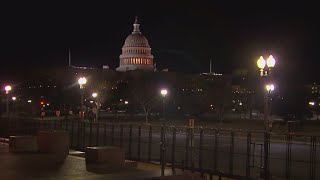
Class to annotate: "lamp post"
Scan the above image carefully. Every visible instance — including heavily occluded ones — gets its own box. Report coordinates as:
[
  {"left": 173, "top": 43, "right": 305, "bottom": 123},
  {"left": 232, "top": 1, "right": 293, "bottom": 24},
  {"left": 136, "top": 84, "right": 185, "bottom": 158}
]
[
  {"left": 160, "top": 89, "right": 168, "bottom": 125},
  {"left": 12, "top": 97, "right": 16, "bottom": 115},
  {"left": 266, "top": 84, "right": 275, "bottom": 130},
  {"left": 257, "top": 55, "right": 276, "bottom": 131},
  {"left": 309, "top": 101, "right": 319, "bottom": 120},
  {"left": 92, "top": 92, "right": 98, "bottom": 121},
  {"left": 78, "top": 77, "right": 87, "bottom": 120},
  {"left": 5, "top": 85, "right": 12, "bottom": 118},
  {"left": 160, "top": 89, "right": 168, "bottom": 176}
]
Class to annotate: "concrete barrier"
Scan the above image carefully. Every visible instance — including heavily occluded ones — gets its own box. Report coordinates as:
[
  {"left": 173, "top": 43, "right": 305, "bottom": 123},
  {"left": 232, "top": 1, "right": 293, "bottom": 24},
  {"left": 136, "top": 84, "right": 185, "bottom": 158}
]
[
  {"left": 9, "top": 136, "right": 38, "bottom": 152},
  {"left": 85, "top": 146, "right": 125, "bottom": 167},
  {"left": 37, "top": 130, "right": 69, "bottom": 162}
]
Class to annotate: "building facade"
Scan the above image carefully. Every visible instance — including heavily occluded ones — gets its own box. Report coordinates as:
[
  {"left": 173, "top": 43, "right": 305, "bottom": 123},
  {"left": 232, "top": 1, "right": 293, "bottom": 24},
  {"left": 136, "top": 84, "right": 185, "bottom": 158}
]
[{"left": 116, "top": 17, "right": 154, "bottom": 72}]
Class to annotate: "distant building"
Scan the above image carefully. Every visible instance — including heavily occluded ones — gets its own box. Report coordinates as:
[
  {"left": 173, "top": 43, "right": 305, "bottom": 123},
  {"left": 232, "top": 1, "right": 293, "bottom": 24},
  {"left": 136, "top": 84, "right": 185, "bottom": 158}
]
[
  {"left": 305, "top": 82, "right": 320, "bottom": 102},
  {"left": 116, "top": 17, "right": 154, "bottom": 72}
]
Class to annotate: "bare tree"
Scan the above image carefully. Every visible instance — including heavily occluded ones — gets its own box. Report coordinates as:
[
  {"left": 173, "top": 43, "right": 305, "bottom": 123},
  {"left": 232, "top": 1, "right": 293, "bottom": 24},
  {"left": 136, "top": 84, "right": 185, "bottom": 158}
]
[
  {"left": 126, "top": 71, "right": 160, "bottom": 124},
  {"left": 201, "top": 75, "right": 232, "bottom": 123},
  {"left": 90, "top": 79, "right": 114, "bottom": 121}
]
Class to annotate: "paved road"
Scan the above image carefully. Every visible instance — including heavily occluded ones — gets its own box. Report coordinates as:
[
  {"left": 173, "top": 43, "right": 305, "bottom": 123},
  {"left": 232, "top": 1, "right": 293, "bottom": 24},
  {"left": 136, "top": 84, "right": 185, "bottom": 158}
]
[{"left": 37, "top": 121, "right": 320, "bottom": 179}]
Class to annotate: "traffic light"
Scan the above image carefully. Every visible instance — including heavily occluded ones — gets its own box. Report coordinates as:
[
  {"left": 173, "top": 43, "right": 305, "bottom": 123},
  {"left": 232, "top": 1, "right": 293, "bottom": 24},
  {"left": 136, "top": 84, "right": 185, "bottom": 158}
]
[{"left": 40, "top": 100, "right": 45, "bottom": 106}]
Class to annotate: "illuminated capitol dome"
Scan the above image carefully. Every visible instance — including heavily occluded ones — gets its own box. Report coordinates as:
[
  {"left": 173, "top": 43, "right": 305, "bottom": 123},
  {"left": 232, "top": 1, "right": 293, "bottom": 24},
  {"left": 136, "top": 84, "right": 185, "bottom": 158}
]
[{"left": 116, "top": 17, "right": 154, "bottom": 72}]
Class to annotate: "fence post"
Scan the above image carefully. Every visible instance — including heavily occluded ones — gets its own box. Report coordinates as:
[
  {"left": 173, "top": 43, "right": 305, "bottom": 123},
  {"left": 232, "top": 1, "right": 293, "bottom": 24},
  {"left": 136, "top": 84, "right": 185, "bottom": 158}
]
[
  {"left": 38, "top": 120, "right": 41, "bottom": 132},
  {"left": 31, "top": 120, "right": 34, "bottom": 134},
  {"left": 71, "top": 120, "right": 74, "bottom": 148},
  {"left": 82, "top": 122, "right": 86, "bottom": 151},
  {"left": 35, "top": 120, "right": 38, "bottom": 134},
  {"left": 120, "top": 124, "right": 123, "bottom": 147},
  {"left": 89, "top": 121, "right": 92, "bottom": 146},
  {"left": 65, "top": 119, "right": 68, "bottom": 131},
  {"left": 172, "top": 126, "right": 176, "bottom": 175},
  {"left": 111, "top": 123, "right": 115, "bottom": 146},
  {"left": 31, "top": 120, "right": 36, "bottom": 134},
  {"left": 209, "top": 173, "right": 213, "bottom": 180},
  {"left": 129, "top": 124, "right": 132, "bottom": 159},
  {"left": 96, "top": 122, "right": 99, "bottom": 146},
  {"left": 229, "top": 131, "right": 234, "bottom": 175},
  {"left": 190, "top": 126, "right": 194, "bottom": 172},
  {"left": 185, "top": 127, "right": 190, "bottom": 170},
  {"left": 77, "top": 120, "right": 81, "bottom": 149},
  {"left": 250, "top": 143, "right": 255, "bottom": 168},
  {"left": 313, "top": 136, "right": 317, "bottom": 180},
  {"left": 286, "top": 134, "right": 292, "bottom": 179},
  {"left": 104, "top": 123, "right": 107, "bottom": 145},
  {"left": 148, "top": 125, "right": 152, "bottom": 162},
  {"left": 213, "top": 129, "right": 219, "bottom": 171},
  {"left": 138, "top": 125, "right": 141, "bottom": 161},
  {"left": 60, "top": 118, "right": 63, "bottom": 128},
  {"left": 246, "top": 132, "right": 251, "bottom": 178},
  {"left": 199, "top": 128, "right": 204, "bottom": 174},
  {"left": 27, "top": 120, "right": 30, "bottom": 135},
  {"left": 309, "top": 136, "right": 316, "bottom": 180},
  {"left": 160, "top": 125, "right": 165, "bottom": 176},
  {"left": 263, "top": 132, "right": 270, "bottom": 180}
]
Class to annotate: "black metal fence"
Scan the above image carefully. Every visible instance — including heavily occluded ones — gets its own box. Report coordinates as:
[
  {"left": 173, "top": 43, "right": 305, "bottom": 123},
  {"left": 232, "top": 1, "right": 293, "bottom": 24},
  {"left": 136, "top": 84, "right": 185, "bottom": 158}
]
[{"left": 1, "top": 118, "right": 319, "bottom": 180}]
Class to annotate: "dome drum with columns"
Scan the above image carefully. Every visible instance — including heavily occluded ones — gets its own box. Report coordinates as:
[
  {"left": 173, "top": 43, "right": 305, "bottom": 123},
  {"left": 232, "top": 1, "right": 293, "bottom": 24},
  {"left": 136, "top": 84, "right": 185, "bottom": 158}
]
[{"left": 116, "top": 17, "right": 154, "bottom": 72}]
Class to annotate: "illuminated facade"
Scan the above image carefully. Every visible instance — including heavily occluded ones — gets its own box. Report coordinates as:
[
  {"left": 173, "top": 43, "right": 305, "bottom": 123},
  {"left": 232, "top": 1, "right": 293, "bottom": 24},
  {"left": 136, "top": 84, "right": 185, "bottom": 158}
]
[{"left": 116, "top": 17, "right": 154, "bottom": 72}]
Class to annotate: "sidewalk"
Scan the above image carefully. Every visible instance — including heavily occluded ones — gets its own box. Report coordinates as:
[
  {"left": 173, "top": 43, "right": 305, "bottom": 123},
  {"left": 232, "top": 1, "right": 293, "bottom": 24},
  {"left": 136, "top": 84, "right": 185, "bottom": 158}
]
[
  {"left": 0, "top": 144, "right": 210, "bottom": 180},
  {"left": 0, "top": 144, "right": 157, "bottom": 180}
]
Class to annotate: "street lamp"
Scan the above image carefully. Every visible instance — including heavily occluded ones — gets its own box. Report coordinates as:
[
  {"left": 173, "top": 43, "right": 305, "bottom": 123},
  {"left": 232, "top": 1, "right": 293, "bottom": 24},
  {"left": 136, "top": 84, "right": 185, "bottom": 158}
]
[
  {"left": 160, "top": 89, "right": 168, "bottom": 125},
  {"left": 5, "top": 85, "right": 12, "bottom": 94},
  {"left": 309, "top": 101, "right": 315, "bottom": 106},
  {"left": 78, "top": 77, "right": 87, "bottom": 119},
  {"left": 92, "top": 92, "right": 98, "bottom": 121},
  {"left": 309, "top": 101, "right": 319, "bottom": 120},
  {"left": 4, "top": 85, "right": 12, "bottom": 118},
  {"left": 266, "top": 84, "right": 275, "bottom": 92},
  {"left": 257, "top": 55, "right": 276, "bottom": 131},
  {"left": 160, "top": 88, "right": 168, "bottom": 176},
  {"left": 92, "top": 92, "right": 98, "bottom": 98},
  {"left": 11, "top": 96, "right": 17, "bottom": 115},
  {"left": 257, "top": 55, "right": 276, "bottom": 76},
  {"left": 265, "top": 83, "right": 275, "bottom": 129}
]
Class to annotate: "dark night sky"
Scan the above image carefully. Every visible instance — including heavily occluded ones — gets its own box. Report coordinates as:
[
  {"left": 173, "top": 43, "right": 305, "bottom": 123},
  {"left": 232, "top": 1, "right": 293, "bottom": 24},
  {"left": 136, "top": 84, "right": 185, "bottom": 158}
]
[{"left": 0, "top": 1, "right": 319, "bottom": 82}]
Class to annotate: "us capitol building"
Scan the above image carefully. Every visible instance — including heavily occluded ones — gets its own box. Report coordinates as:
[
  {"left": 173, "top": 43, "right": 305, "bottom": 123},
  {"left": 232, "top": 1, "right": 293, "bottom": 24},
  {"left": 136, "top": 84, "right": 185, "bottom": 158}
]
[{"left": 116, "top": 17, "right": 154, "bottom": 72}]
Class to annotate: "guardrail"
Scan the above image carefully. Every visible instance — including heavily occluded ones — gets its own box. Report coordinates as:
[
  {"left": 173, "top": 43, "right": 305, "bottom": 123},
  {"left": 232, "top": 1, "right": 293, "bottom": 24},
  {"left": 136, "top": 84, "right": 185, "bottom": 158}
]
[{"left": 0, "top": 118, "right": 319, "bottom": 180}]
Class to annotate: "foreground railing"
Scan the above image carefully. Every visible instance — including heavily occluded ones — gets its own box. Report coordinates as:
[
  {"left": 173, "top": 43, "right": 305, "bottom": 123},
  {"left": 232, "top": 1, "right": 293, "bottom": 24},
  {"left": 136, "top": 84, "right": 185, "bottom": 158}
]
[{"left": 0, "top": 118, "right": 319, "bottom": 180}]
